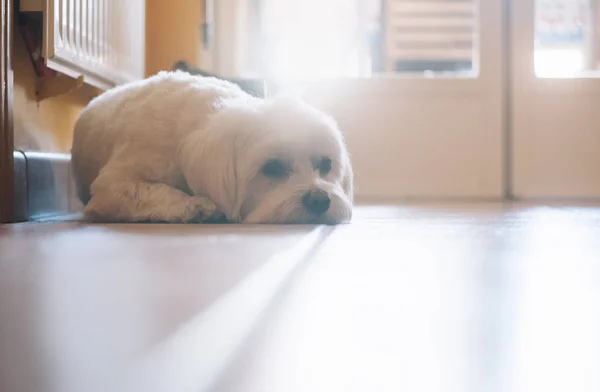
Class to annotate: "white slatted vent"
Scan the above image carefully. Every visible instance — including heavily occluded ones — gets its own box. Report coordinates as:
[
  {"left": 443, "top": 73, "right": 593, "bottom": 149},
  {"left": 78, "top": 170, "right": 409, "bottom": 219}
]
[
  {"left": 385, "top": 0, "right": 476, "bottom": 71},
  {"left": 43, "top": 0, "right": 145, "bottom": 89}
]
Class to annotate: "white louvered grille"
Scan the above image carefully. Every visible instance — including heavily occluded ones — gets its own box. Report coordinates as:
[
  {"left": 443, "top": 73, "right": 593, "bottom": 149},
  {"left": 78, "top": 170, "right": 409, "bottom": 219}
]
[
  {"left": 44, "top": 0, "right": 145, "bottom": 89},
  {"left": 384, "top": 0, "right": 476, "bottom": 71}
]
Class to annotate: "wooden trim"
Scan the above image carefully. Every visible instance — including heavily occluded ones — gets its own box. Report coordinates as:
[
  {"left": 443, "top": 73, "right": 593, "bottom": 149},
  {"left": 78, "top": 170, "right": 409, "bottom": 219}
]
[
  {"left": 0, "top": 0, "right": 14, "bottom": 223},
  {"left": 594, "top": 0, "right": 600, "bottom": 69}
]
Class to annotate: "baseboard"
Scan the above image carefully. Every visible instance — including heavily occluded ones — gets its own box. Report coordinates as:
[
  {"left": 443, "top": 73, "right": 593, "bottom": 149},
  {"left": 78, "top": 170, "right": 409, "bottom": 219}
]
[
  {"left": 13, "top": 150, "right": 28, "bottom": 221},
  {"left": 14, "top": 150, "right": 83, "bottom": 222}
]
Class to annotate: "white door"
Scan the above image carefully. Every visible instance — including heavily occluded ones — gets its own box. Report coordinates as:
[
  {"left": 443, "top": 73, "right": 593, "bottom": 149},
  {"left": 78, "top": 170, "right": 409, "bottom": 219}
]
[
  {"left": 511, "top": 0, "right": 600, "bottom": 198},
  {"left": 207, "top": 0, "right": 505, "bottom": 200}
]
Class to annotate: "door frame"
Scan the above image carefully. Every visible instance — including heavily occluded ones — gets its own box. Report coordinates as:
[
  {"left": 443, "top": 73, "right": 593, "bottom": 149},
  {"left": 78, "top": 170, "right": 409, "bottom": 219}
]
[{"left": 0, "top": 0, "right": 14, "bottom": 223}]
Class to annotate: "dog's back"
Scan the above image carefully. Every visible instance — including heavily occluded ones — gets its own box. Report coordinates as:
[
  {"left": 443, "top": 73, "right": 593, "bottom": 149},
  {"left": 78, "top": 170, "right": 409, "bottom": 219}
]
[{"left": 71, "top": 71, "right": 247, "bottom": 205}]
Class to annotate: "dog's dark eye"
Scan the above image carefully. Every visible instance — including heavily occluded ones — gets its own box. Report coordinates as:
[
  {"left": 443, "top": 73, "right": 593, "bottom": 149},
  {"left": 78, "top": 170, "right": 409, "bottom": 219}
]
[
  {"left": 262, "top": 159, "right": 289, "bottom": 179},
  {"left": 317, "top": 157, "right": 332, "bottom": 176}
]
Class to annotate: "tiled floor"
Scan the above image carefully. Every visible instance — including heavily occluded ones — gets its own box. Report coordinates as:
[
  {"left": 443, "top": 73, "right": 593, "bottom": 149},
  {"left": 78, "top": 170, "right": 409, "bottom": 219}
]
[{"left": 1, "top": 203, "right": 599, "bottom": 392}]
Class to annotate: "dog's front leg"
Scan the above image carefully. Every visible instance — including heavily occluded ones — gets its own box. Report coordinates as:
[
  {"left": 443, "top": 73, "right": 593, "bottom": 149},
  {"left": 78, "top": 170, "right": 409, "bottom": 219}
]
[
  {"left": 83, "top": 158, "right": 220, "bottom": 223},
  {"left": 85, "top": 182, "right": 219, "bottom": 223}
]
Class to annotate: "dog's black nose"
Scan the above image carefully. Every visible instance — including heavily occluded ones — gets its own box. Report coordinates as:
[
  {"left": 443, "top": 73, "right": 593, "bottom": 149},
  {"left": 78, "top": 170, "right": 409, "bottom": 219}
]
[{"left": 302, "top": 189, "right": 331, "bottom": 214}]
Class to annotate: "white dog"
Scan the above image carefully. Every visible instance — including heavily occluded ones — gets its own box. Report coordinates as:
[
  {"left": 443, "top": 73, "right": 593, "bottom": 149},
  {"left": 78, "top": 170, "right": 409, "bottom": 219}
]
[{"left": 71, "top": 71, "right": 353, "bottom": 224}]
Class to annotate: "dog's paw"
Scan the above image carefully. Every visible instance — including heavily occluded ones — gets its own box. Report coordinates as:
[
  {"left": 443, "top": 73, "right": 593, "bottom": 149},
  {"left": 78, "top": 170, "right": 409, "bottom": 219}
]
[{"left": 182, "top": 196, "right": 225, "bottom": 223}]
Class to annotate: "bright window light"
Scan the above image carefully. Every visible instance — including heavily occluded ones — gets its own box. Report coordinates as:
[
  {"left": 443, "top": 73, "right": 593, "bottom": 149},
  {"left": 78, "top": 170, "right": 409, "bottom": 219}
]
[
  {"left": 534, "top": 48, "right": 585, "bottom": 78},
  {"left": 261, "top": 0, "right": 363, "bottom": 80}
]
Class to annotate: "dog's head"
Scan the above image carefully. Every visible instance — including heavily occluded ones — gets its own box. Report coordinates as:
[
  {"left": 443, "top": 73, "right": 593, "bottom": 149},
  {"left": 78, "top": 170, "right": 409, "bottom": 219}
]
[{"left": 180, "top": 95, "right": 353, "bottom": 224}]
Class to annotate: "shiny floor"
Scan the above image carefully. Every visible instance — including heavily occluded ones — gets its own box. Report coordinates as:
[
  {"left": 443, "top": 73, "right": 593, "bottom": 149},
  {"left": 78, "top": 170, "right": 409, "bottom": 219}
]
[{"left": 1, "top": 203, "right": 599, "bottom": 392}]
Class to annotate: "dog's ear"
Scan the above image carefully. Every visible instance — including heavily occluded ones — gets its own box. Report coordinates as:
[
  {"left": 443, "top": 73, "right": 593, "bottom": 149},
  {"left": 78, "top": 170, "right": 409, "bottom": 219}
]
[{"left": 179, "top": 124, "right": 239, "bottom": 221}]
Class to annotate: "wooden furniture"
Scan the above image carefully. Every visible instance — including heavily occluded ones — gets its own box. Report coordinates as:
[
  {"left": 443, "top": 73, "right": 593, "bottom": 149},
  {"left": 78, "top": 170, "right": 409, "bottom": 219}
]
[{"left": 0, "top": 0, "right": 14, "bottom": 223}]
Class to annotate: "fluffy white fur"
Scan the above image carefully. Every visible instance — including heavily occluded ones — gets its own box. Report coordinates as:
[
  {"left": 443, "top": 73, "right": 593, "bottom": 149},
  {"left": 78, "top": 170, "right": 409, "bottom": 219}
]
[{"left": 71, "top": 71, "right": 353, "bottom": 224}]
